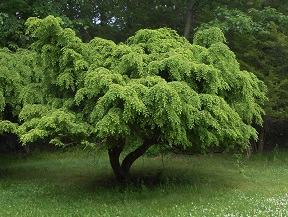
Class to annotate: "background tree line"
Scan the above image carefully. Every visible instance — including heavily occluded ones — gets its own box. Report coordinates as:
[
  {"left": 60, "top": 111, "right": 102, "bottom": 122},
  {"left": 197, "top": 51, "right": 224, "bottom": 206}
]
[{"left": 1, "top": 0, "right": 288, "bottom": 155}]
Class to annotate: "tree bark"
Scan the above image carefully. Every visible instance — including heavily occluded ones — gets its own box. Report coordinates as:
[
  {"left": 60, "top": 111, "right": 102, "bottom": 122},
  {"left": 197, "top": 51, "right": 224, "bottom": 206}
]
[
  {"left": 107, "top": 138, "right": 126, "bottom": 182},
  {"left": 108, "top": 137, "right": 156, "bottom": 183},
  {"left": 79, "top": 26, "right": 91, "bottom": 43},
  {"left": 184, "top": 0, "right": 197, "bottom": 38},
  {"left": 121, "top": 138, "right": 155, "bottom": 179}
]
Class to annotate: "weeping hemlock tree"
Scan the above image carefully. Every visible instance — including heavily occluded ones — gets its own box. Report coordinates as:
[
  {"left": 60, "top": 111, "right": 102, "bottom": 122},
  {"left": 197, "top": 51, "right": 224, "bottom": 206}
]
[{"left": 19, "top": 16, "right": 266, "bottom": 182}]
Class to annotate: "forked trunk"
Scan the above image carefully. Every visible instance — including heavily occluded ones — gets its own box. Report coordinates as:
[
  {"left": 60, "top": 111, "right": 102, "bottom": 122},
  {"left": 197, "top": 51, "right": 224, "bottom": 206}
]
[{"left": 108, "top": 138, "right": 155, "bottom": 183}]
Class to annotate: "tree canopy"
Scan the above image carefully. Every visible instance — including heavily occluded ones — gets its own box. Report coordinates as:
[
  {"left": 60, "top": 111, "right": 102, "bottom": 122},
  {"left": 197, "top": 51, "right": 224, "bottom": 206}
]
[{"left": 12, "top": 16, "right": 267, "bottom": 182}]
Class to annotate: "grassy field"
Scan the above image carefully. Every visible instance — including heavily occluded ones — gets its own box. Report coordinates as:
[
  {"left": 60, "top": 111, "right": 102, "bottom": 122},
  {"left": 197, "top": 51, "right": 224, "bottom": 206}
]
[{"left": 0, "top": 149, "right": 288, "bottom": 216}]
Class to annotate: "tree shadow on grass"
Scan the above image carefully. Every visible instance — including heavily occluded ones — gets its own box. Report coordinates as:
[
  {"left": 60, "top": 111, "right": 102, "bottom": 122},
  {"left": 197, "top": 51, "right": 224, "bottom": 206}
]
[
  {"left": 0, "top": 154, "right": 244, "bottom": 204},
  {"left": 77, "top": 165, "right": 243, "bottom": 194}
]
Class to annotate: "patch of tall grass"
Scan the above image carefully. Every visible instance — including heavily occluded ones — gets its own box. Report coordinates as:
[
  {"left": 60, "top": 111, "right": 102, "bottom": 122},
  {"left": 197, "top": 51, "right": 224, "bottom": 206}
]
[{"left": 0, "top": 149, "right": 288, "bottom": 216}]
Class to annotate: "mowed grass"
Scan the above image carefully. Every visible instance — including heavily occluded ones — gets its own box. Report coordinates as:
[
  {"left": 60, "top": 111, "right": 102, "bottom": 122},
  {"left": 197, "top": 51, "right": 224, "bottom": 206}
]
[{"left": 1, "top": 149, "right": 288, "bottom": 216}]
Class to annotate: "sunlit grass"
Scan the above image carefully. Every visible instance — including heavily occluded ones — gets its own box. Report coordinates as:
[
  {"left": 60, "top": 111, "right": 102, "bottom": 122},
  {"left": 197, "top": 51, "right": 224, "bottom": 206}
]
[{"left": 0, "top": 149, "right": 288, "bottom": 216}]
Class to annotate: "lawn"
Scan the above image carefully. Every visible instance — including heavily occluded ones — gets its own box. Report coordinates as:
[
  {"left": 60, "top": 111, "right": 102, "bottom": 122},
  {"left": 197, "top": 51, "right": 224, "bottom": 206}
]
[{"left": 0, "top": 149, "right": 288, "bottom": 216}]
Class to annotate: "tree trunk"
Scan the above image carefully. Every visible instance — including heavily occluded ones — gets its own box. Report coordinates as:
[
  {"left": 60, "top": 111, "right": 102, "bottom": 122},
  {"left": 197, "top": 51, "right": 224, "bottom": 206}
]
[
  {"left": 108, "top": 137, "right": 155, "bottom": 183},
  {"left": 79, "top": 26, "right": 91, "bottom": 43},
  {"left": 257, "top": 126, "right": 265, "bottom": 154},
  {"left": 184, "top": 0, "right": 197, "bottom": 38},
  {"left": 121, "top": 138, "right": 155, "bottom": 179},
  {"left": 107, "top": 138, "right": 126, "bottom": 182}
]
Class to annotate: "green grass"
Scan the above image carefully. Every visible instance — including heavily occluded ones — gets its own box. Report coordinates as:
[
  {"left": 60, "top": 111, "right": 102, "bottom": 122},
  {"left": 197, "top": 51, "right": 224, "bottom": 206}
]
[{"left": 1, "top": 150, "right": 288, "bottom": 216}]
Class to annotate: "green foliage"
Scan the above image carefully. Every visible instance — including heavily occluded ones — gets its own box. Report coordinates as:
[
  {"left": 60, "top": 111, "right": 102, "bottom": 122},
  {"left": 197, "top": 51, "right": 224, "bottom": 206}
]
[
  {"left": 25, "top": 16, "right": 88, "bottom": 94},
  {"left": 18, "top": 106, "right": 91, "bottom": 145},
  {"left": 0, "top": 0, "right": 82, "bottom": 49},
  {"left": 0, "top": 0, "right": 196, "bottom": 47},
  {"left": 201, "top": 6, "right": 288, "bottom": 34},
  {"left": 74, "top": 25, "right": 266, "bottom": 151},
  {"left": 0, "top": 120, "right": 18, "bottom": 134},
  {"left": 200, "top": 6, "right": 288, "bottom": 146},
  {"left": 14, "top": 16, "right": 266, "bottom": 180},
  {"left": 15, "top": 16, "right": 92, "bottom": 147},
  {"left": 193, "top": 27, "right": 226, "bottom": 48},
  {"left": 0, "top": 13, "right": 27, "bottom": 49},
  {"left": 0, "top": 48, "right": 22, "bottom": 116},
  {"left": 0, "top": 47, "right": 39, "bottom": 138},
  {"left": 18, "top": 16, "right": 267, "bottom": 152}
]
